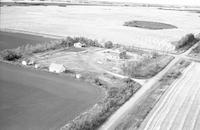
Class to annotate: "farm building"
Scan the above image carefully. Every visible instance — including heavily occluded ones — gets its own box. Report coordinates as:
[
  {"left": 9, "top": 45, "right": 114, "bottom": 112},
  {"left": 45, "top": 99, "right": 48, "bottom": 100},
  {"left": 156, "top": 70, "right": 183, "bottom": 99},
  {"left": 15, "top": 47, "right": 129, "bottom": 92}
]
[
  {"left": 22, "top": 61, "right": 27, "bottom": 66},
  {"left": 74, "top": 42, "right": 86, "bottom": 48},
  {"left": 49, "top": 63, "right": 66, "bottom": 73}
]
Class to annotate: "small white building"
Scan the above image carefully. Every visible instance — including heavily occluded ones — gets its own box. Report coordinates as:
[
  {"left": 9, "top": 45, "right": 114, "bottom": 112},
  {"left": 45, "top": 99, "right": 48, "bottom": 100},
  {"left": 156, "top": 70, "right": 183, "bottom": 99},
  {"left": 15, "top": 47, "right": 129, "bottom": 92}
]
[
  {"left": 49, "top": 63, "right": 66, "bottom": 73},
  {"left": 22, "top": 61, "right": 27, "bottom": 66},
  {"left": 75, "top": 74, "right": 82, "bottom": 79},
  {"left": 74, "top": 42, "right": 85, "bottom": 48},
  {"left": 34, "top": 64, "right": 39, "bottom": 69}
]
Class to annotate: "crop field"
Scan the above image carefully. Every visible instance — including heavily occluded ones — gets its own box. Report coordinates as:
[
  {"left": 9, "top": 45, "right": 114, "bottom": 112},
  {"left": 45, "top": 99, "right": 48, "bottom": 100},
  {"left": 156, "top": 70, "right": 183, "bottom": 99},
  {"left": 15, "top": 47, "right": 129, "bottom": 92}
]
[
  {"left": 1, "top": 6, "right": 200, "bottom": 51},
  {"left": 0, "top": 31, "right": 56, "bottom": 50},
  {"left": 1, "top": 4, "right": 200, "bottom": 130},
  {"left": 0, "top": 32, "right": 103, "bottom": 130},
  {"left": 139, "top": 63, "right": 200, "bottom": 130},
  {"left": 189, "top": 41, "right": 200, "bottom": 58}
]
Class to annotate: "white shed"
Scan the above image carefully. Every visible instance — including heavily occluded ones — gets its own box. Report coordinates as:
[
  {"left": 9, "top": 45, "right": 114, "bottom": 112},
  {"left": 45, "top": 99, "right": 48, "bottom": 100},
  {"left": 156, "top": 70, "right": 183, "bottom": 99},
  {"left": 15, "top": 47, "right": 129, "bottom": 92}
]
[
  {"left": 34, "top": 64, "right": 39, "bottom": 69},
  {"left": 74, "top": 42, "right": 85, "bottom": 48},
  {"left": 75, "top": 74, "right": 82, "bottom": 79},
  {"left": 22, "top": 61, "right": 27, "bottom": 66},
  {"left": 49, "top": 63, "right": 66, "bottom": 73}
]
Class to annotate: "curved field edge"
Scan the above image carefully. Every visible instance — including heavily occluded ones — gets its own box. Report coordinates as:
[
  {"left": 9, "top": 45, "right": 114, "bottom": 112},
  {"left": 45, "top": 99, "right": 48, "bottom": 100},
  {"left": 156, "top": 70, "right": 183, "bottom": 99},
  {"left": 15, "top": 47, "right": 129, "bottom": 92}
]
[
  {"left": 61, "top": 78, "right": 141, "bottom": 130},
  {"left": 114, "top": 59, "right": 191, "bottom": 130},
  {"left": 123, "top": 20, "right": 177, "bottom": 30},
  {"left": 0, "top": 32, "right": 142, "bottom": 130}
]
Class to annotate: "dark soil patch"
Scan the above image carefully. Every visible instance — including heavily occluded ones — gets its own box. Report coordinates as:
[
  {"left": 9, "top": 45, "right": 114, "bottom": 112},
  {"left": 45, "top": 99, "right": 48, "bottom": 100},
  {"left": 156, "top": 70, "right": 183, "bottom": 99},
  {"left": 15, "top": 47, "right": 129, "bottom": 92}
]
[
  {"left": 124, "top": 20, "right": 177, "bottom": 30},
  {"left": 0, "top": 31, "right": 56, "bottom": 50}
]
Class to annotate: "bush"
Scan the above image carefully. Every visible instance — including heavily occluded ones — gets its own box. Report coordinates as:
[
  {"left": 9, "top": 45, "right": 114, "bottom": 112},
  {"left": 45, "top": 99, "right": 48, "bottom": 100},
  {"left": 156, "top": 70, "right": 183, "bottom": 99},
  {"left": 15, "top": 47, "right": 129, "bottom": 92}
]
[
  {"left": 0, "top": 36, "right": 104, "bottom": 61},
  {"left": 122, "top": 55, "right": 173, "bottom": 79},
  {"left": 61, "top": 37, "right": 76, "bottom": 47},
  {"left": 73, "top": 37, "right": 102, "bottom": 47},
  {"left": 174, "top": 33, "right": 195, "bottom": 49},
  {"left": 104, "top": 41, "right": 113, "bottom": 49},
  {"left": 1, "top": 49, "right": 22, "bottom": 61},
  {"left": 62, "top": 79, "right": 141, "bottom": 130}
]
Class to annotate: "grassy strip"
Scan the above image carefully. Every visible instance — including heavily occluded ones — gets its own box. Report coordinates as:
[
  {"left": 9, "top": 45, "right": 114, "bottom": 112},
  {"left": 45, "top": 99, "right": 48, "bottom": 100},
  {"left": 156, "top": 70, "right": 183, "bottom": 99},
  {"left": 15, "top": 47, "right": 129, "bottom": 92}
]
[
  {"left": 188, "top": 41, "right": 200, "bottom": 58},
  {"left": 114, "top": 59, "right": 191, "bottom": 130},
  {"left": 122, "top": 54, "right": 174, "bottom": 79},
  {"left": 61, "top": 78, "right": 141, "bottom": 130}
]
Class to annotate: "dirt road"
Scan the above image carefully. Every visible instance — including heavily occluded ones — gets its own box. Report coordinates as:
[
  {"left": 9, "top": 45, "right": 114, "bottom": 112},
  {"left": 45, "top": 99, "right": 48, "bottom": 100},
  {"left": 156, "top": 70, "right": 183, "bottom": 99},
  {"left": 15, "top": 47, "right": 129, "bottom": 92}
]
[{"left": 139, "top": 63, "right": 200, "bottom": 130}]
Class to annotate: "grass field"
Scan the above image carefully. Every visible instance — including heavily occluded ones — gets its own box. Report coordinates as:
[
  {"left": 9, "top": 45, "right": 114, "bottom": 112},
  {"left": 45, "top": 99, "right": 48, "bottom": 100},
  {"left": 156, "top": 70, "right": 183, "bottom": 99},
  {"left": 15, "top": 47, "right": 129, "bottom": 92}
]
[{"left": 1, "top": 6, "right": 200, "bottom": 51}]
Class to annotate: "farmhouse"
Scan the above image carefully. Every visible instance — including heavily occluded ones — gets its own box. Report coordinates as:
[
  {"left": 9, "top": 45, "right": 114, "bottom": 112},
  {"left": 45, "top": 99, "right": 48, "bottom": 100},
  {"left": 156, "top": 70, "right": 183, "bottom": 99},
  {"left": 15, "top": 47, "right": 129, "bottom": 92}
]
[
  {"left": 74, "top": 42, "right": 85, "bottom": 48},
  {"left": 49, "top": 63, "right": 66, "bottom": 73}
]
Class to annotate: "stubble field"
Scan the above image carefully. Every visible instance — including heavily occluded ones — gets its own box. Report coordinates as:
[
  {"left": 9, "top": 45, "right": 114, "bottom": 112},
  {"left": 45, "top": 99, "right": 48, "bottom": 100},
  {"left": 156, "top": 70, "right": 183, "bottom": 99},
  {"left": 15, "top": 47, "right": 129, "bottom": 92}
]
[{"left": 1, "top": 5, "right": 200, "bottom": 51}]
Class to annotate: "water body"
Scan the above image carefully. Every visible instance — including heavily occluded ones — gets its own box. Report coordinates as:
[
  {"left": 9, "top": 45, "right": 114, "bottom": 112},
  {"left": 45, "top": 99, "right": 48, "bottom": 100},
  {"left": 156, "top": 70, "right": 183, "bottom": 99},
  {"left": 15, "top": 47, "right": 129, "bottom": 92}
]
[{"left": 0, "top": 31, "right": 102, "bottom": 130}]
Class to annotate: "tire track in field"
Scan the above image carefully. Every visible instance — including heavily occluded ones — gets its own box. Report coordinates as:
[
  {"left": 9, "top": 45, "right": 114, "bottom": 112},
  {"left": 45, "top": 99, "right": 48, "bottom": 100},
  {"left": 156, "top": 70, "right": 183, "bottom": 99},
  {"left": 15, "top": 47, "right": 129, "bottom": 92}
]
[
  {"left": 140, "top": 63, "right": 200, "bottom": 130},
  {"left": 143, "top": 64, "right": 195, "bottom": 130}
]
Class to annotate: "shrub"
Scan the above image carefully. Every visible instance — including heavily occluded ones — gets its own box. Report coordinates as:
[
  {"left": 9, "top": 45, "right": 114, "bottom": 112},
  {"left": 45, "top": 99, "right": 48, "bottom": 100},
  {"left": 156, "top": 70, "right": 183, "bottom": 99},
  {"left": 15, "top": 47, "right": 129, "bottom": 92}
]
[
  {"left": 0, "top": 36, "right": 104, "bottom": 61},
  {"left": 1, "top": 49, "right": 22, "bottom": 61},
  {"left": 174, "top": 33, "right": 195, "bottom": 49},
  {"left": 61, "top": 37, "right": 75, "bottom": 47},
  {"left": 73, "top": 37, "right": 102, "bottom": 47},
  {"left": 119, "top": 51, "right": 127, "bottom": 59},
  {"left": 104, "top": 41, "right": 113, "bottom": 49},
  {"left": 122, "top": 55, "right": 173, "bottom": 79}
]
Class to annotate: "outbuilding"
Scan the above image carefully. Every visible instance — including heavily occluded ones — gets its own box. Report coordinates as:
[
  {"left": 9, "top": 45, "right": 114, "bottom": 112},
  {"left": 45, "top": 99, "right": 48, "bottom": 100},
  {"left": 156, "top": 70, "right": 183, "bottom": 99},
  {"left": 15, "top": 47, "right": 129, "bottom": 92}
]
[
  {"left": 74, "top": 42, "right": 85, "bottom": 48},
  {"left": 49, "top": 63, "right": 66, "bottom": 73},
  {"left": 75, "top": 74, "right": 82, "bottom": 79},
  {"left": 22, "top": 61, "right": 27, "bottom": 66}
]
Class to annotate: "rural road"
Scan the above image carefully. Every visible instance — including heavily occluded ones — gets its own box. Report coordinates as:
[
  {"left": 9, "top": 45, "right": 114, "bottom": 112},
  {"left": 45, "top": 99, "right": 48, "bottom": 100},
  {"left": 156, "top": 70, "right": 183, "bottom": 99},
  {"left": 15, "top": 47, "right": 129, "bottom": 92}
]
[
  {"left": 139, "top": 63, "right": 200, "bottom": 130},
  {"left": 99, "top": 42, "right": 199, "bottom": 130}
]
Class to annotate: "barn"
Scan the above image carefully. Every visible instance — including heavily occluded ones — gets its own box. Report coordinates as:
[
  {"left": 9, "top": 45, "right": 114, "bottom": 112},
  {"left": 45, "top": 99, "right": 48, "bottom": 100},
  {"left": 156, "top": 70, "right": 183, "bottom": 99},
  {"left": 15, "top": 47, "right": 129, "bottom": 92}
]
[{"left": 49, "top": 63, "right": 66, "bottom": 73}]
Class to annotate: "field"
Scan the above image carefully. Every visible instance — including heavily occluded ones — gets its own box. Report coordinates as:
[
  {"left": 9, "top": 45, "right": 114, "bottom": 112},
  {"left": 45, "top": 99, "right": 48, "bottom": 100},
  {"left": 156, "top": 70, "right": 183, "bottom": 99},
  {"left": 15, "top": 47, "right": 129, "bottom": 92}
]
[
  {"left": 1, "top": 6, "right": 200, "bottom": 51},
  {"left": 112, "top": 60, "right": 191, "bottom": 130},
  {"left": 189, "top": 41, "right": 200, "bottom": 58},
  {"left": 0, "top": 31, "right": 56, "bottom": 50},
  {"left": 1, "top": 4, "right": 200, "bottom": 130},
  {"left": 0, "top": 32, "right": 102, "bottom": 130},
  {"left": 139, "top": 63, "right": 200, "bottom": 130}
]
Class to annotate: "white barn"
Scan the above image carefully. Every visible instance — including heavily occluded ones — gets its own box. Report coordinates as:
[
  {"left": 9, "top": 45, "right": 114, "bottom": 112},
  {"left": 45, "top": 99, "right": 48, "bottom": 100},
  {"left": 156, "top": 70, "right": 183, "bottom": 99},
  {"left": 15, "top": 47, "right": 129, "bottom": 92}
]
[{"left": 49, "top": 63, "right": 66, "bottom": 73}]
